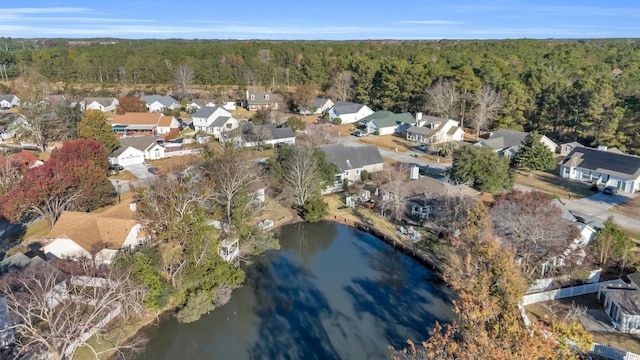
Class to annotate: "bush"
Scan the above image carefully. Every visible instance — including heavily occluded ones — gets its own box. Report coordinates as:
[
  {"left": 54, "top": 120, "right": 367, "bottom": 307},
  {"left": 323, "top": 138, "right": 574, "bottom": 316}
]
[
  {"left": 342, "top": 178, "right": 349, "bottom": 192},
  {"left": 373, "top": 130, "right": 380, "bottom": 136},
  {"left": 590, "top": 183, "right": 599, "bottom": 192},
  {"left": 302, "top": 197, "right": 329, "bottom": 223},
  {"left": 360, "top": 170, "right": 369, "bottom": 181},
  {"left": 333, "top": 117, "right": 342, "bottom": 125}
]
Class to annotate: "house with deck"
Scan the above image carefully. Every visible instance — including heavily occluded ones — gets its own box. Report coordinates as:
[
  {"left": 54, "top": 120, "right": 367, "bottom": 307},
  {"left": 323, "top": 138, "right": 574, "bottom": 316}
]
[
  {"left": 328, "top": 101, "right": 374, "bottom": 124},
  {"left": 320, "top": 143, "right": 384, "bottom": 191},
  {"left": 559, "top": 146, "right": 640, "bottom": 193},
  {"left": 112, "top": 112, "right": 179, "bottom": 137},
  {"left": 361, "top": 111, "right": 416, "bottom": 136},
  {"left": 405, "top": 115, "right": 464, "bottom": 145},
  {"left": 404, "top": 174, "right": 480, "bottom": 220},
  {"left": 42, "top": 204, "right": 145, "bottom": 265}
]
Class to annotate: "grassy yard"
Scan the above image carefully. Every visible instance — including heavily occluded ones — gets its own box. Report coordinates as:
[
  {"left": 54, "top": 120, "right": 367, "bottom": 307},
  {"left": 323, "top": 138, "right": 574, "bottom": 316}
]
[
  {"left": 611, "top": 196, "right": 640, "bottom": 220},
  {"left": 515, "top": 169, "right": 595, "bottom": 199},
  {"left": 358, "top": 134, "right": 414, "bottom": 152}
]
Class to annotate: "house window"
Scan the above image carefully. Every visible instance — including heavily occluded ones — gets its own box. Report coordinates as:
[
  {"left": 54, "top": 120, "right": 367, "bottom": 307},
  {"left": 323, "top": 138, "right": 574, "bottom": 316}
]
[
  {"left": 345, "top": 171, "right": 350, "bottom": 176},
  {"left": 356, "top": 169, "right": 360, "bottom": 174}
]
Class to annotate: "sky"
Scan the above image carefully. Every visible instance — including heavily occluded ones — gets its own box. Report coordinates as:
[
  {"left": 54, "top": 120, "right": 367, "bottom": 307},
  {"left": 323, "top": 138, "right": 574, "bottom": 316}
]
[{"left": 2, "top": 1, "right": 640, "bottom": 40}]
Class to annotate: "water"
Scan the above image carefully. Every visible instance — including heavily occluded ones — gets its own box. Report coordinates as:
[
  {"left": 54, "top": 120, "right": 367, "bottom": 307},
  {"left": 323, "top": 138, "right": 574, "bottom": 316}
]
[{"left": 139, "top": 221, "right": 453, "bottom": 360}]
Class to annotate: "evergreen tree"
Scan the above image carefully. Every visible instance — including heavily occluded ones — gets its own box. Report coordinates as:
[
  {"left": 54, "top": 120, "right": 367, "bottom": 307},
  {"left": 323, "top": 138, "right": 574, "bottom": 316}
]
[
  {"left": 511, "top": 131, "right": 556, "bottom": 171},
  {"left": 447, "top": 146, "right": 514, "bottom": 193},
  {"left": 78, "top": 110, "right": 120, "bottom": 152}
]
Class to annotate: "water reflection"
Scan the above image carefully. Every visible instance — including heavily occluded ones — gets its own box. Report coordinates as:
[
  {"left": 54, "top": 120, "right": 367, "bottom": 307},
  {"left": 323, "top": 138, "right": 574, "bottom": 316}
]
[{"left": 139, "top": 222, "right": 453, "bottom": 360}]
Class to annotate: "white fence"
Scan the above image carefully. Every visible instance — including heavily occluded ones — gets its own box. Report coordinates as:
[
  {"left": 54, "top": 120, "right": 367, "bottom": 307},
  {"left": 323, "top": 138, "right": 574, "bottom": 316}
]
[
  {"left": 521, "top": 279, "right": 624, "bottom": 305},
  {"left": 164, "top": 148, "right": 200, "bottom": 157},
  {"left": 591, "top": 343, "right": 640, "bottom": 360}
]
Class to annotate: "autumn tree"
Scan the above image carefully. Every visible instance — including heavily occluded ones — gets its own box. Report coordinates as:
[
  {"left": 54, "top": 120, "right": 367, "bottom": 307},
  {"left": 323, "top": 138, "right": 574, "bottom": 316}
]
[
  {"left": 292, "top": 84, "right": 316, "bottom": 113},
  {"left": 116, "top": 96, "right": 147, "bottom": 114},
  {"left": 425, "top": 79, "right": 459, "bottom": 120},
  {"left": 471, "top": 86, "right": 502, "bottom": 140},
  {"left": 511, "top": 131, "right": 556, "bottom": 172},
  {"left": 15, "top": 69, "right": 51, "bottom": 151},
  {"left": 78, "top": 110, "right": 120, "bottom": 152},
  {"left": 1, "top": 263, "right": 147, "bottom": 360},
  {"left": 0, "top": 139, "right": 113, "bottom": 227},
  {"left": 447, "top": 146, "right": 514, "bottom": 193},
  {"left": 491, "top": 190, "right": 581, "bottom": 278}
]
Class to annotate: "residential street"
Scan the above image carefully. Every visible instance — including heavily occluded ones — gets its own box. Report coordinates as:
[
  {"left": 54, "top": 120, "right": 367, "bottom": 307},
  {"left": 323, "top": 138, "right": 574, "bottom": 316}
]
[{"left": 562, "top": 192, "right": 640, "bottom": 234}]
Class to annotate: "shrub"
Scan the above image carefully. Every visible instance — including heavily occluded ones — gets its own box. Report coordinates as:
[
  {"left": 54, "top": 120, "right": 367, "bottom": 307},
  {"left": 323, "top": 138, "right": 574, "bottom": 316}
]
[
  {"left": 302, "top": 197, "right": 329, "bottom": 223},
  {"left": 373, "top": 130, "right": 380, "bottom": 136},
  {"left": 360, "top": 170, "right": 369, "bottom": 181},
  {"left": 333, "top": 117, "right": 342, "bottom": 125}
]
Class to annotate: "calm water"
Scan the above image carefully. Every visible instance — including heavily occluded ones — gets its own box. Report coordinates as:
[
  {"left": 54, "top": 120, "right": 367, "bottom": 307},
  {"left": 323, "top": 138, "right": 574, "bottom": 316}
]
[{"left": 139, "top": 222, "right": 453, "bottom": 360}]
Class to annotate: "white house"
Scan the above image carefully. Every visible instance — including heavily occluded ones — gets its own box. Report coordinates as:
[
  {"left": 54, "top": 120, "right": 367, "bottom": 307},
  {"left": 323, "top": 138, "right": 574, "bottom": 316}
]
[
  {"left": 360, "top": 111, "right": 415, "bottom": 136},
  {"left": 186, "top": 99, "right": 216, "bottom": 113},
  {"left": 598, "top": 274, "right": 640, "bottom": 334},
  {"left": 320, "top": 143, "right": 384, "bottom": 191},
  {"left": 141, "top": 95, "right": 180, "bottom": 113},
  {"left": 82, "top": 97, "right": 119, "bottom": 112},
  {"left": 301, "top": 97, "right": 335, "bottom": 115},
  {"left": 328, "top": 101, "right": 374, "bottom": 124},
  {"left": 406, "top": 114, "right": 464, "bottom": 145},
  {"left": 43, "top": 206, "right": 144, "bottom": 265},
  {"left": 475, "top": 129, "right": 557, "bottom": 157},
  {"left": 560, "top": 146, "right": 640, "bottom": 193},
  {"left": 230, "top": 123, "right": 296, "bottom": 148},
  {"left": 0, "top": 95, "right": 20, "bottom": 109},
  {"left": 110, "top": 135, "right": 164, "bottom": 166},
  {"left": 192, "top": 106, "right": 239, "bottom": 139}
]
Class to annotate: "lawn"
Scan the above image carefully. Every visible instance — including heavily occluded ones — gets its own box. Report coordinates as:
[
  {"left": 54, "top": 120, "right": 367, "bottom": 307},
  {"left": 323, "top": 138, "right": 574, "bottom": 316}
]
[
  {"left": 358, "top": 134, "right": 414, "bottom": 152},
  {"left": 515, "top": 170, "right": 595, "bottom": 199},
  {"left": 611, "top": 196, "right": 640, "bottom": 220}
]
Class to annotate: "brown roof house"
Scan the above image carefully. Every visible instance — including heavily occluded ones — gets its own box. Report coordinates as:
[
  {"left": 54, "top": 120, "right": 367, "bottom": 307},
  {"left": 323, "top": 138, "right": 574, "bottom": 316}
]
[
  {"left": 112, "top": 112, "right": 179, "bottom": 137},
  {"left": 42, "top": 203, "right": 145, "bottom": 265}
]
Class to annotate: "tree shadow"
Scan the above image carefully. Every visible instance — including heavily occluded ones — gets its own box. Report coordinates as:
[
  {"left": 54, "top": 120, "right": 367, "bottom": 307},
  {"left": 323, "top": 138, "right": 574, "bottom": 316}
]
[{"left": 0, "top": 220, "right": 26, "bottom": 259}]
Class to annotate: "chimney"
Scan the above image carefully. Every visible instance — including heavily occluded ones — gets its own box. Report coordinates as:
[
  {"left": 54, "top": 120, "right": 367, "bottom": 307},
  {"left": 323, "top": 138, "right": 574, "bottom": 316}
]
[{"left": 415, "top": 112, "right": 423, "bottom": 125}]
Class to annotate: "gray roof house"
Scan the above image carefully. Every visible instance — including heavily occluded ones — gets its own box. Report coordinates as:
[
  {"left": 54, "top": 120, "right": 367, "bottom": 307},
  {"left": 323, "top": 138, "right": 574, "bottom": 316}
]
[
  {"left": 320, "top": 143, "right": 384, "bottom": 190},
  {"left": 328, "top": 101, "right": 374, "bottom": 124},
  {"left": 560, "top": 146, "right": 640, "bottom": 193},
  {"left": 245, "top": 91, "right": 279, "bottom": 110},
  {"left": 142, "top": 95, "right": 179, "bottom": 112},
  {"left": 110, "top": 135, "right": 165, "bottom": 166},
  {"left": 598, "top": 276, "right": 640, "bottom": 333},
  {"left": 406, "top": 114, "right": 464, "bottom": 144},
  {"left": 82, "top": 97, "right": 119, "bottom": 112},
  {"left": 230, "top": 123, "right": 296, "bottom": 148},
  {"left": 192, "top": 106, "right": 239, "bottom": 139},
  {"left": 475, "top": 129, "right": 557, "bottom": 157},
  {"left": 360, "top": 111, "right": 416, "bottom": 136},
  {"left": 0, "top": 94, "right": 20, "bottom": 108}
]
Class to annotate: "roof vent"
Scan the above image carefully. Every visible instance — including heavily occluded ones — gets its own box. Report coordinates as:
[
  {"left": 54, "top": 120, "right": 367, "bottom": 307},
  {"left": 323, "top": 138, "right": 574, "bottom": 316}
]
[
  {"left": 598, "top": 145, "right": 608, "bottom": 151},
  {"left": 346, "top": 159, "right": 351, "bottom": 168}
]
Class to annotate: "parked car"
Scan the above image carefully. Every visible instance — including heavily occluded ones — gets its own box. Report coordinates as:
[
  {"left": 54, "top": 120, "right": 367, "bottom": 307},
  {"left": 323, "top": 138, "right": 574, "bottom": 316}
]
[
  {"left": 148, "top": 166, "right": 161, "bottom": 175},
  {"left": 351, "top": 131, "right": 368, "bottom": 137},
  {"left": 603, "top": 186, "right": 618, "bottom": 195},
  {"left": 109, "top": 164, "right": 124, "bottom": 171},
  {"left": 415, "top": 144, "right": 428, "bottom": 152}
]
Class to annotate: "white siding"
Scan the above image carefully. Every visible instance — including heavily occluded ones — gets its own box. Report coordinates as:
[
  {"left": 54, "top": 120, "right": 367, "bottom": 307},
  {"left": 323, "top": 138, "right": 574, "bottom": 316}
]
[
  {"left": 115, "top": 147, "right": 145, "bottom": 166},
  {"left": 43, "top": 238, "right": 90, "bottom": 261}
]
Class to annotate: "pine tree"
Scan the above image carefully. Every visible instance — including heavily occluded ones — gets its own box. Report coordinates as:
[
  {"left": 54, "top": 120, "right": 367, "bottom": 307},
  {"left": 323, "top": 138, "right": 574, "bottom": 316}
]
[{"left": 511, "top": 131, "right": 556, "bottom": 172}]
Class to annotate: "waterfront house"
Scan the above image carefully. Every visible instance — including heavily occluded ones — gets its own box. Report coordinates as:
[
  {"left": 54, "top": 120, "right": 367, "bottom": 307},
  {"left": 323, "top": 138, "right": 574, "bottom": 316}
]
[{"left": 320, "top": 143, "right": 384, "bottom": 191}]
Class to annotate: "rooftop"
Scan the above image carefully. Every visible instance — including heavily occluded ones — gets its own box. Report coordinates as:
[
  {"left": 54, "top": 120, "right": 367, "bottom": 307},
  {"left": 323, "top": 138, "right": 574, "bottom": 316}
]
[
  {"left": 562, "top": 147, "right": 640, "bottom": 179},
  {"left": 320, "top": 143, "right": 383, "bottom": 171}
]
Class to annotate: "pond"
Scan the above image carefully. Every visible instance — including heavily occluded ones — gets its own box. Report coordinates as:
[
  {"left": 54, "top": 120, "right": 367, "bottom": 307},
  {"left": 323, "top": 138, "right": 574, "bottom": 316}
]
[{"left": 138, "top": 221, "right": 453, "bottom": 360}]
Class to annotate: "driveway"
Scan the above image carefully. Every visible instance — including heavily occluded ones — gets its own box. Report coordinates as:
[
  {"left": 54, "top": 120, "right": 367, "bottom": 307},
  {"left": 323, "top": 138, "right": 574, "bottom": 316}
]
[
  {"left": 563, "top": 192, "right": 640, "bottom": 233},
  {"left": 123, "top": 163, "right": 154, "bottom": 180}
]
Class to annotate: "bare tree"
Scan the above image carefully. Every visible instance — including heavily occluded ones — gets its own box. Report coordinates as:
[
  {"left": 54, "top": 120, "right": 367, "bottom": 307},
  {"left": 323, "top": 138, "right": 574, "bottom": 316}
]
[
  {"left": 490, "top": 190, "right": 580, "bottom": 278},
  {"left": 1, "top": 264, "right": 147, "bottom": 360},
  {"left": 292, "top": 84, "right": 316, "bottom": 113},
  {"left": 200, "top": 148, "right": 260, "bottom": 224},
  {"left": 375, "top": 165, "right": 410, "bottom": 223},
  {"left": 282, "top": 144, "right": 320, "bottom": 207},
  {"left": 425, "top": 79, "right": 460, "bottom": 120},
  {"left": 330, "top": 71, "right": 353, "bottom": 102},
  {"left": 244, "top": 124, "right": 273, "bottom": 151},
  {"left": 471, "top": 86, "right": 502, "bottom": 140},
  {"left": 174, "top": 62, "right": 195, "bottom": 99},
  {"left": 302, "top": 124, "right": 333, "bottom": 146}
]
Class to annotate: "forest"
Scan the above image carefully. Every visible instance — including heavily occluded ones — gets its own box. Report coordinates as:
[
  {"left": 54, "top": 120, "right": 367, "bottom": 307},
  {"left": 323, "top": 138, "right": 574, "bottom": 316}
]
[{"left": 2, "top": 37, "right": 640, "bottom": 153}]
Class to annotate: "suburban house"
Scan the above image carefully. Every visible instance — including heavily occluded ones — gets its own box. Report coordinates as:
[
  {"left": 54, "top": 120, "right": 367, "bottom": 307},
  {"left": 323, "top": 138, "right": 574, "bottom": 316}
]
[
  {"left": 405, "top": 114, "right": 464, "bottom": 145},
  {"left": 328, "top": 101, "right": 374, "bottom": 125},
  {"left": 192, "top": 106, "right": 239, "bottom": 139},
  {"left": 320, "top": 143, "right": 384, "bottom": 191},
  {"left": 110, "top": 135, "right": 165, "bottom": 166},
  {"left": 0, "top": 94, "right": 20, "bottom": 109},
  {"left": 0, "top": 151, "right": 44, "bottom": 174},
  {"left": 313, "top": 97, "right": 335, "bottom": 114},
  {"left": 141, "top": 95, "right": 180, "bottom": 113},
  {"left": 245, "top": 91, "right": 278, "bottom": 111},
  {"left": 559, "top": 146, "right": 640, "bottom": 193},
  {"left": 81, "top": 97, "right": 119, "bottom": 112},
  {"left": 361, "top": 111, "right": 416, "bottom": 136},
  {"left": 42, "top": 204, "right": 144, "bottom": 265},
  {"left": 229, "top": 123, "right": 296, "bottom": 148},
  {"left": 559, "top": 141, "right": 584, "bottom": 156},
  {"left": 186, "top": 99, "right": 216, "bottom": 113},
  {"left": 405, "top": 174, "right": 480, "bottom": 220},
  {"left": 598, "top": 273, "right": 640, "bottom": 333},
  {"left": 111, "top": 112, "right": 179, "bottom": 137},
  {"left": 475, "top": 129, "right": 557, "bottom": 157}
]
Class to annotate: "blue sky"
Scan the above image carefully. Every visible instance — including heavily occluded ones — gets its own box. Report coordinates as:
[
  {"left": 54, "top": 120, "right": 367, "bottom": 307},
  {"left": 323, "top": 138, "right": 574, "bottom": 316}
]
[{"left": 2, "top": 1, "right": 640, "bottom": 40}]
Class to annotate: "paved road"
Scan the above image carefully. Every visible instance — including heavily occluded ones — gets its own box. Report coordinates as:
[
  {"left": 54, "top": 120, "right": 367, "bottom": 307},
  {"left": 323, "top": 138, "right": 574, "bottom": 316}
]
[{"left": 563, "top": 192, "right": 640, "bottom": 234}]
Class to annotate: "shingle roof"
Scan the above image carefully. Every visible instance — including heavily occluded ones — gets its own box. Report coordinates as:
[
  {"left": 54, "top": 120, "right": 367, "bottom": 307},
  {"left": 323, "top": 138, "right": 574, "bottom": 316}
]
[
  {"left": 119, "top": 135, "right": 157, "bottom": 152},
  {"left": 112, "top": 112, "right": 174, "bottom": 127},
  {"left": 240, "top": 123, "right": 295, "bottom": 140},
  {"left": 46, "top": 211, "right": 139, "bottom": 252},
  {"left": 606, "top": 289, "right": 640, "bottom": 315},
  {"left": 406, "top": 126, "right": 436, "bottom": 136},
  {"left": 360, "top": 111, "right": 415, "bottom": 128},
  {"left": 142, "top": 95, "right": 178, "bottom": 107},
  {"left": 247, "top": 92, "right": 277, "bottom": 105},
  {"left": 405, "top": 175, "right": 480, "bottom": 198},
  {"left": 562, "top": 147, "right": 640, "bottom": 179},
  {"left": 331, "top": 101, "right": 365, "bottom": 115},
  {"left": 193, "top": 106, "right": 223, "bottom": 119},
  {"left": 313, "top": 97, "right": 331, "bottom": 108},
  {"left": 84, "top": 97, "right": 116, "bottom": 107},
  {"left": 320, "top": 143, "right": 383, "bottom": 171},
  {"left": 481, "top": 129, "right": 529, "bottom": 150},
  {"left": 0, "top": 95, "right": 17, "bottom": 102},
  {"left": 210, "top": 116, "right": 231, "bottom": 128}
]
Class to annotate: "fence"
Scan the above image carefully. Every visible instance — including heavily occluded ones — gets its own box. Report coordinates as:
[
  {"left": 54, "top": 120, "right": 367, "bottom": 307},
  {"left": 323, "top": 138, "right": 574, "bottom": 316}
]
[
  {"left": 164, "top": 148, "right": 201, "bottom": 157},
  {"left": 591, "top": 343, "right": 640, "bottom": 360},
  {"left": 521, "top": 279, "right": 624, "bottom": 305}
]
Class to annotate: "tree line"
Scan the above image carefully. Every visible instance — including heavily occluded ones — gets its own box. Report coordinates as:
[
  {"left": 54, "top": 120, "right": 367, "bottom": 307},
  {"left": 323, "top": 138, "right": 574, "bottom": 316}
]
[{"left": 2, "top": 38, "right": 640, "bottom": 152}]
